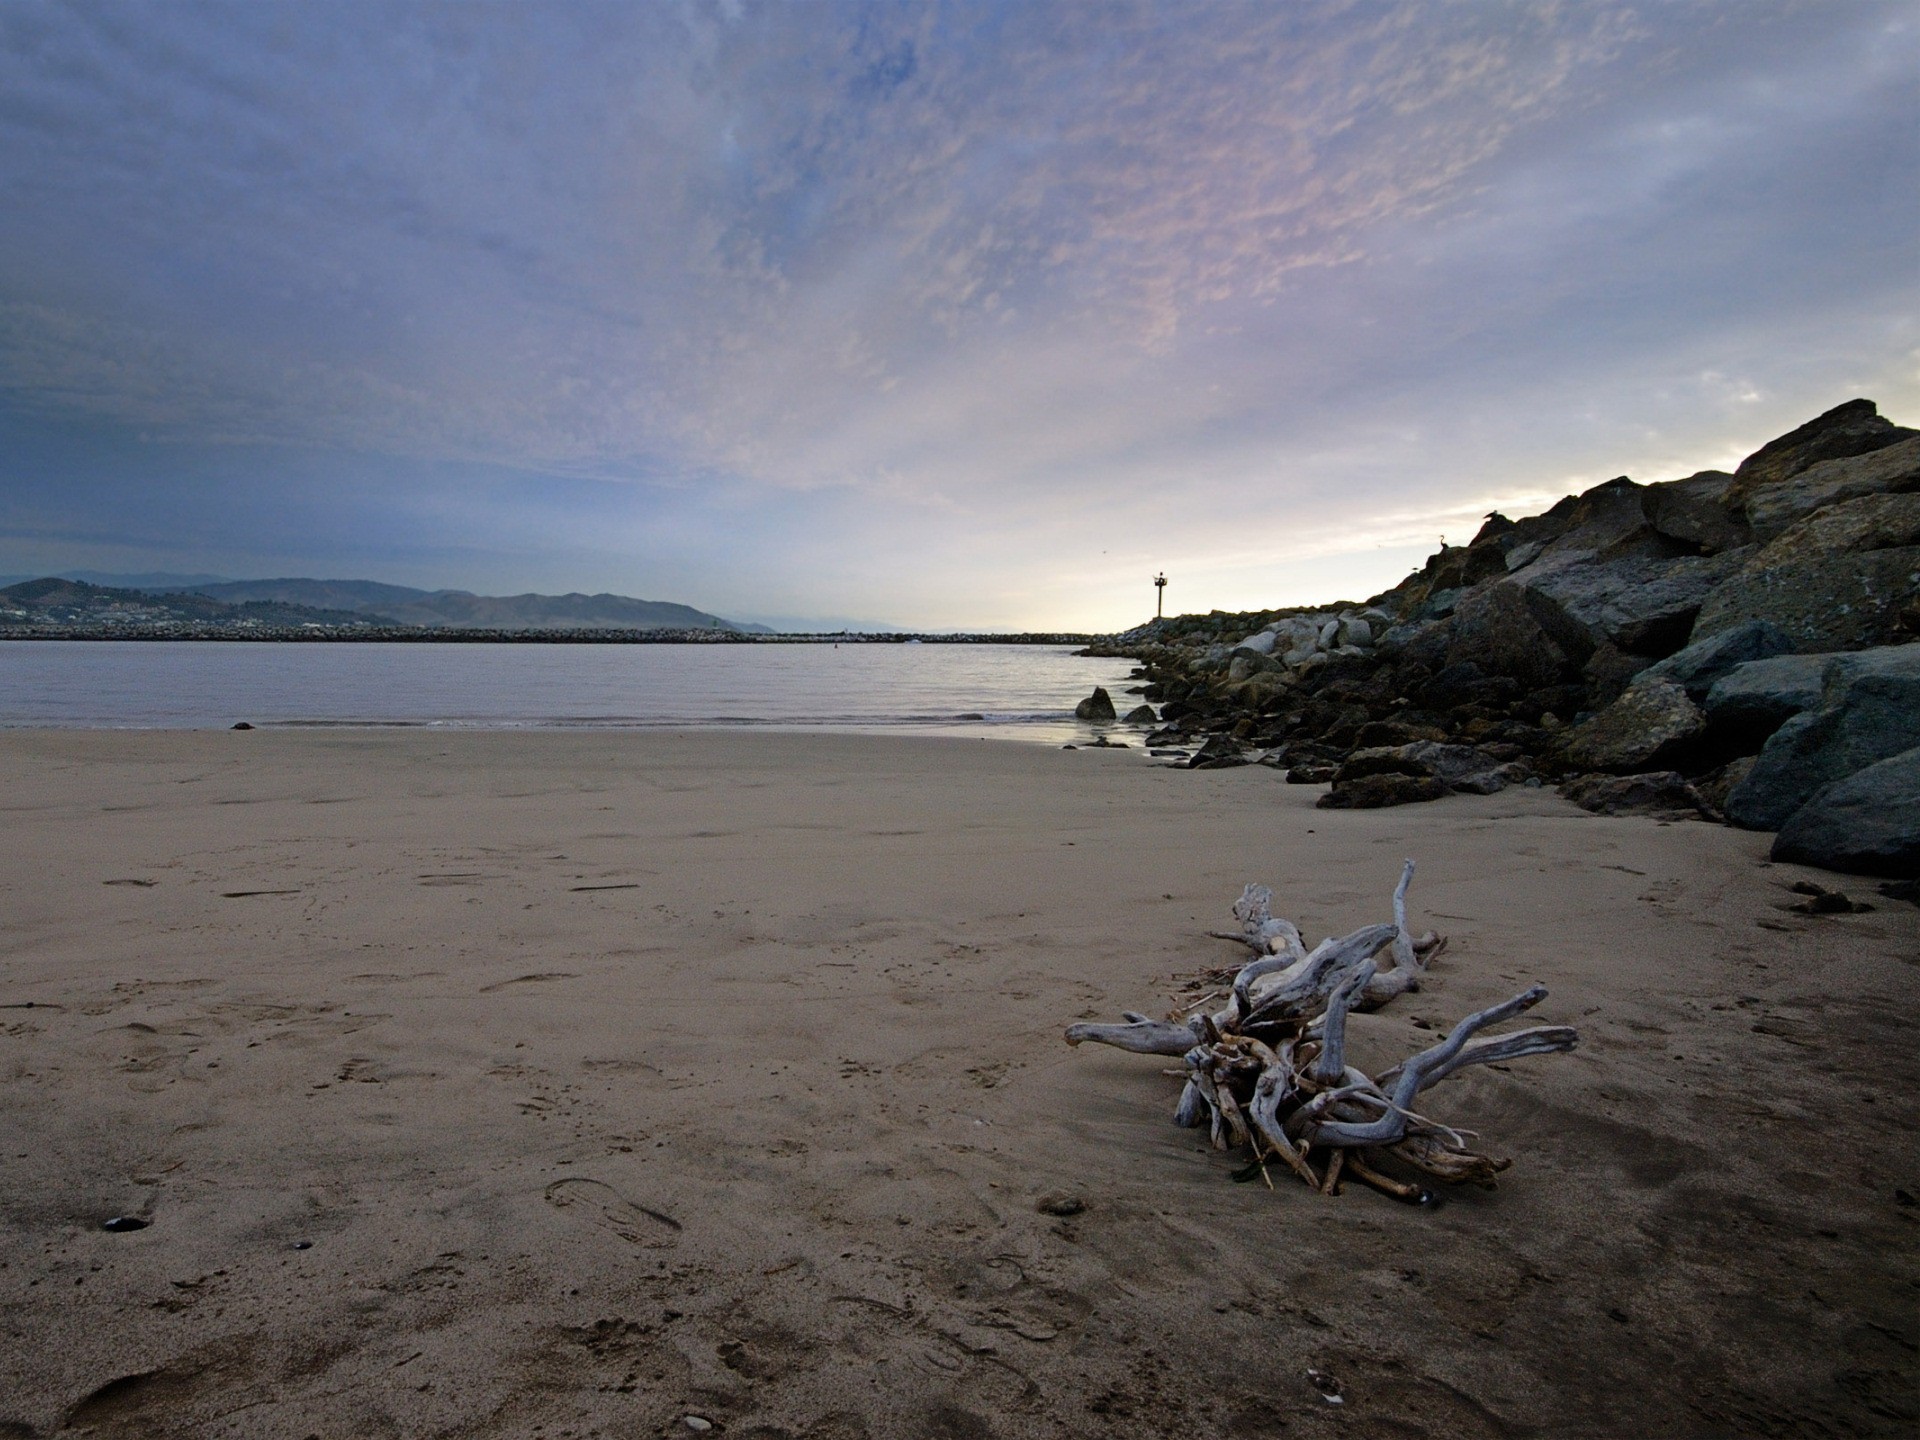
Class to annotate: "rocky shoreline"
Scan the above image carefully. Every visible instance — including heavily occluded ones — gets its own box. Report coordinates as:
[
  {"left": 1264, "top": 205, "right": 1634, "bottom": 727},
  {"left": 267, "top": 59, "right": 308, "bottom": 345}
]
[
  {"left": 1083, "top": 398, "right": 1920, "bottom": 880},
  {"left": 0, "top": 625, "right": 1097, "bottom": 645}
]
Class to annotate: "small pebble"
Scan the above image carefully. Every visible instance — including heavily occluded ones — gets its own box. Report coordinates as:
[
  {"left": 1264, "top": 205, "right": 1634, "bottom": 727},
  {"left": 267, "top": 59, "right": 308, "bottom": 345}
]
[
  {"left": 232, "top": 721, "right": 254, "bottom": 730},
  {"left": 291, "top": 1240, "right": 313, "bottom": 1250},
  {"left": 683, "top": 1417, "right": 713, "bottom": 1432},
  {"left": 1307, "top": 1368, "right": 1344, "bottom": 1404},
  {"left": 1036, "top": 1193, "right": 1086, "bottom": 1217},
  {"left": 102, "top": 1216, "right": 149, "bottom": 1233}
]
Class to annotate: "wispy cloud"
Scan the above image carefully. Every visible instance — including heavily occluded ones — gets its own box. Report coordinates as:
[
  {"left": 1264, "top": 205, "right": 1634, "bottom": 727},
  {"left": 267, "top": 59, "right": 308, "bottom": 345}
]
[{"left": 0, "top": 0, "right": 1915, "bottom": 627}]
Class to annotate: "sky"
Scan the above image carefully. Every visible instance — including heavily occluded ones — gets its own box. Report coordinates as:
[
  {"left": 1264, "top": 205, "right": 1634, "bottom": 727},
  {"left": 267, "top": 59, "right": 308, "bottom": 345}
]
[{"left": 1, "top": 1, "right": 1916, "bottom": 632}]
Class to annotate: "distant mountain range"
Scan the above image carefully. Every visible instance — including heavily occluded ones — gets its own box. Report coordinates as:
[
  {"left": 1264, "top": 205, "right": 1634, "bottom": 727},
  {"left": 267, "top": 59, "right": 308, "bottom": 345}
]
[
  {"left": 0, "top": 573, "right": 766, "bottom": 633},
  {"left": 0, "top": 576, "right": 388, "bottom": 631}
]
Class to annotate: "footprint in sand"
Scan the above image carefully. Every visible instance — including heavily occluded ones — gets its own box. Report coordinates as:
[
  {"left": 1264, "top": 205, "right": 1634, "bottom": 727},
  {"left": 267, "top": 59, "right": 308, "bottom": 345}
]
[
  {"left": 543, "top": 1177, "right": 681, "bottom": 1247},
  {"left": 481, "top": 973, "right": 579, "bottom": 993}
]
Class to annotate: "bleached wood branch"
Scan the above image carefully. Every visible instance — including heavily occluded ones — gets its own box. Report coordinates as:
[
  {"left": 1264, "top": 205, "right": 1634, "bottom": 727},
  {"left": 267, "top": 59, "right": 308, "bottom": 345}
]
[{"left": 1063, "top": 859, "right": 1575, "bottom": 1202}]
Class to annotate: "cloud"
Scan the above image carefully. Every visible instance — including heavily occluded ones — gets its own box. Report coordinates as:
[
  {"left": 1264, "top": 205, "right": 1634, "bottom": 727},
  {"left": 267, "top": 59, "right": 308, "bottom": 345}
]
[{"left": 0, "top": 0, "right": 1915, "bottom": 627}]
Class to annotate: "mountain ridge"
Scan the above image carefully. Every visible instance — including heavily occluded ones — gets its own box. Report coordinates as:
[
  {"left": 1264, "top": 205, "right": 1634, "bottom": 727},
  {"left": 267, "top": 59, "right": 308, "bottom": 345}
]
[{"left": 0, "top": 573, "right": 767, "bottom": 633}]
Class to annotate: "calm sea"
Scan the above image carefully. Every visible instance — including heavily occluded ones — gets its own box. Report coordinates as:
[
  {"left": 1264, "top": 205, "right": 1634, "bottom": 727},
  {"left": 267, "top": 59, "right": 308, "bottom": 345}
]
[{"left": 0, "top": 641, "right": 1144, "bottom": 744}]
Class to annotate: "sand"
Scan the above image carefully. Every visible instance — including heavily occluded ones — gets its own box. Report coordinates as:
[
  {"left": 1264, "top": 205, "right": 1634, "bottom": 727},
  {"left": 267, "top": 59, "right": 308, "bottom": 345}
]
[{"left": 0, "top": 727, "right": 1914, "bottom": 1438}]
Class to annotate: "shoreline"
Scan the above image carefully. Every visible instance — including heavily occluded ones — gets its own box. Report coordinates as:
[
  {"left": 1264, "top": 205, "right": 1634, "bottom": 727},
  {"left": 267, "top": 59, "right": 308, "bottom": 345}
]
[
  {"left": 0, "top": 628, "right": 1101, "bottom": 644},
  {"left": 2, "top": 727, "right": 1914, "bottom": 1437}
]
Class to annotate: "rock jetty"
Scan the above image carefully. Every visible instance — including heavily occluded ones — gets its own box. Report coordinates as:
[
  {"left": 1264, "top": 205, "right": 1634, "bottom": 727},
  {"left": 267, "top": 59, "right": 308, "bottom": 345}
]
[{"left": 1088, "top": 399, "right": 1920, "bottom": 878}]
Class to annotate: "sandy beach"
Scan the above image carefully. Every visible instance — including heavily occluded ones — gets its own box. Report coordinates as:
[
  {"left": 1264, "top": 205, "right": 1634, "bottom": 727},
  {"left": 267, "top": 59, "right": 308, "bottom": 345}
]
[{"left": 1, "top": 728, "right": 1914, "bottom": 1438}]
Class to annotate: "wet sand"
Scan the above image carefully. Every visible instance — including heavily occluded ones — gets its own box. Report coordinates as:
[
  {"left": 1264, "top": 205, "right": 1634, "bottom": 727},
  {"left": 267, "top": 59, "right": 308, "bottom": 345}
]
[{"left": 1, "top": 728, "right": 1914, "bottom": 1438}]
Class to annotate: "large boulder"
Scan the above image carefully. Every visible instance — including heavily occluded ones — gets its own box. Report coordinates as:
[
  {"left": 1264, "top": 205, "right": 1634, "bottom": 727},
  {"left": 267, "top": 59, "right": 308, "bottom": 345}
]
[
  {"left": 1701, "top": 651, "right": 1832, "bottom": 743},
  {"left": 1333, "top": 741, "right": 1507, "bottom": 787},
  {"left": 1724, "top": 645, "right": 1920, "bottom": 829},
  {"left": 1316, "top": 773, "right": 1451, "bottom": 809},
  {"left": 1561, "top": 771, "right": 1711, "bottom": 817},
  {"left": 1592, "top": 551, "right": 1756, "bottom": 655},
  {"left": 1074, "top": 687, "right": 1118, "bottom": 721},
  {"left": 1447, "top": 582, "right": 1574, "bottom": 686},
  {"left": 1641, "top": 619, "right": 1796, "bottom": 700},
  {"left": 1511, "top": 546, "right": 1750, "bottom": 660},
  {"left": 1530, "top": 476, "right": 1656, "bottom": 558},
  {"left": 1555, "top": 678, "right": 1707, "bottom": 773},
  {"left": 1725, "top": 398, "right": 1917, "bottom": 502},
  {"left": 1643, "top": 470, "right": 1749, "bottom": 554},
  {"left": 1323, "top": 741, "right": 1522, "bottom": 805},
  {"left": 1770, "top": 746, "right": 1920, "bottom": 877},
  {"left": 1690, "top": 493, "right": 1920, "bottom": 651},
  {"left": 1741, "top": 434, "right": 1920, "bottom": 541},
  {"left": 1226, "top": 651, "right": 1278, "bottom": 682}
]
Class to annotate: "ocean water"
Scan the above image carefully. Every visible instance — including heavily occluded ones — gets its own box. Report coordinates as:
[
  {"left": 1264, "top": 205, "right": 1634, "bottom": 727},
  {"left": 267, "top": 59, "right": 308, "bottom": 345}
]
[{"left": 0, "top": 641, "right": 1147, "bottom": 743}]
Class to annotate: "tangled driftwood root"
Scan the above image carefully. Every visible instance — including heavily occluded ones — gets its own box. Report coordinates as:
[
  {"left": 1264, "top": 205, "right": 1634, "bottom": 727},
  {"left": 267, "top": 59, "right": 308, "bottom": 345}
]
[{"left": 1065, "top": 861, "right": 1577, "bottom": 1202}]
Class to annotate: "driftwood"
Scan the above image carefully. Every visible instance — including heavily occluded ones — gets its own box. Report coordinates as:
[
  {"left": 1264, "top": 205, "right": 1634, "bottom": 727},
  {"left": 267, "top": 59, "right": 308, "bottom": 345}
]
[{"left": 1066, "top": 860, "right": 1576, "bottom": 1201}]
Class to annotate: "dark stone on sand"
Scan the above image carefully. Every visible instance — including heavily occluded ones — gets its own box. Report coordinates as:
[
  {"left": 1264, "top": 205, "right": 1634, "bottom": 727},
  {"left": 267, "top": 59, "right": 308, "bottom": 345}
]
[
  {"left": 1123, "top": 704, "right": 1158, "bottom": 723},
  {"left": 1074, "top": 687, "right": 1117, "bottom": 721},
  {"left": 1316, "top": 773, "right": 1451, "bottom": 809},
  {"left": 1770, "top": 745, "right": 1920, "bottom": 878},
  {"left": 1727, "top": 646, "right": 1920, "bottom": 830},
  {"left": 1556, "top": 679, "right": 1706, "bottom": 773},
  {"left": 232, "top": 721, "right": 254, "bottom": 730},
  {"left": 1188, "top": 734, "right": 1249, "bottom": 769},
  {"left": 1037, "top": 1193, "right": 1087, "bottom": 1217},
  {"left": 102, "top": 1216, "right": 149, "bottom": 1232},
  {"left": 1560, "top": 771, "right": 1710, "bottom": 817}
]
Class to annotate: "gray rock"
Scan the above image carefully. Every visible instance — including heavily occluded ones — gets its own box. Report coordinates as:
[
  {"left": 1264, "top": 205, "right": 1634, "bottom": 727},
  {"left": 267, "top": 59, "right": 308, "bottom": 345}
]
[
  {"left": 1451, "top": 763, "right": 1527, "bottom": 795},
  {"left": 1560, "top": 771, "right": 1710, "bottom": 817},
  {"left": 1074, "top": 687, "right": 1117, "bottom": 722},
  {"left": 1724, "top": 645, "right": 1920, "bottom": 829},
  {"left": 1401, "top": 741, "right": 1515, "bottom": 786},
  {"left": 1226, "top": 652, "right": 1278, "bottom": 682},
  {"left": 1123, "top": 704, "right": 1158, "bottom": 724},
  {"left": 1266, "top": 616, "right": 1322, "bottom": 653},
  {"left": 1643, "top": 470, "right": 1748, "bottom": 554},
  {"left": 1188, "top": 734, "right": 1250, "bottom": 770},
  {"left": 1232, "top": 630, "right": 1278, "bottom": 657},
  {"left": 1702, "top": 651, "right": 1832, "bottom": 739},
  {"left": 1694, "top": 547, "right": 1920, "bottom": 652},
  {"left": 1742, "top": 434, "right": 1920, "bottom": 541},
  {"left": 1728, "top": 397, "right": 1916, "bottom": 495},
  {"left": 1449, "top": 582, "right": 1574, "bottom": 686},
  {"left": 1525, "top": 475, "right": 1653, "bottom": 561},
  {"left": 1775, "top": 489, "right": 1920, "bottom": 554},
  {"left": 1316, "top": 773, "right": 1451, "bottom": 809},
  {"left": 1503, "top": 538, "right": 1547, "bottom": 571},
  {"left": 1642, "top": 619, "right": 1796, "bottom": 700},
  {"left": 1518, "top": 549, "right": 1752, "bottom": 659},
  {"left": 1771, "top": 745, "right": 1920, "bottom": 877},
  {"left": 1695, "top": 755, "right": 1757, "bottom": 815},
  {"left": 1336, "top": 616, "right": 1374, "bottom": 648},
  {"left": 1583, "top": 642, "right": 1655, "bottom": 707},
  {"left": 1556, "top": 678, "right": 1707, "bottom": 773},
  {"left": 1600, "top": 551, "right": 1757, "bottom": 654},
  {"left": 1332, "top": 742, "right": 1521, "bottom": 796}
]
